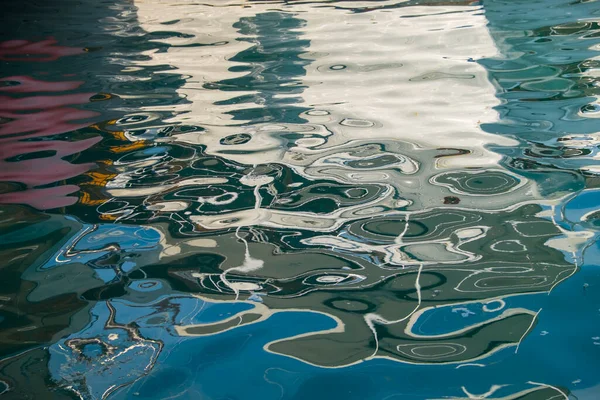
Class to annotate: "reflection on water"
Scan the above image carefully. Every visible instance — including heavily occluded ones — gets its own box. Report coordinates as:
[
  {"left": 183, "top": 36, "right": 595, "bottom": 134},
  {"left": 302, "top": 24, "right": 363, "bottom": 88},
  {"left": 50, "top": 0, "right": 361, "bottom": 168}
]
[{"left": 1, "top": 0, "right": 600, "bottom": 398}]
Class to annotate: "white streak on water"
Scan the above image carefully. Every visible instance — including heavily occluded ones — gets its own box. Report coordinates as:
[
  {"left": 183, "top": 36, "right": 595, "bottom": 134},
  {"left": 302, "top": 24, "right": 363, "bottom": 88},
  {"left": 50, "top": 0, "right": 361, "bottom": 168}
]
[{"left": 364, "top": 263, "right": 423, "bottom": 358}]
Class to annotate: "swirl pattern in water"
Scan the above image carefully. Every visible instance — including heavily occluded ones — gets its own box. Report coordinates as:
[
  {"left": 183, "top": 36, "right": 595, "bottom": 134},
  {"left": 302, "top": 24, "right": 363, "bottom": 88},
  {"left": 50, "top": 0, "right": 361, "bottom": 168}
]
[{"left": 1, "top": 0, "right": 600, "bottom": 399}]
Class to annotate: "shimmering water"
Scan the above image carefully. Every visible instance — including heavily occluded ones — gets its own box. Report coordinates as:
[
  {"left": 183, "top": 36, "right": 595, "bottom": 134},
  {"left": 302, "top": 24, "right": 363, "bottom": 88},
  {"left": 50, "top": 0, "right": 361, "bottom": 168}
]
[{"left": 1, "top": 0, "right": 600, "bottom": 398}]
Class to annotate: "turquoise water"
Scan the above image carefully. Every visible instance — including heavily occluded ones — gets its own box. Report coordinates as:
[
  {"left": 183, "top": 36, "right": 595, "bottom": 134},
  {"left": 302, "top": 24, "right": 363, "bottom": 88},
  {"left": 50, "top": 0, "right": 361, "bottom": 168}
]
[{"left": 1, "top": 0, "right": 600, "bottom": 398}]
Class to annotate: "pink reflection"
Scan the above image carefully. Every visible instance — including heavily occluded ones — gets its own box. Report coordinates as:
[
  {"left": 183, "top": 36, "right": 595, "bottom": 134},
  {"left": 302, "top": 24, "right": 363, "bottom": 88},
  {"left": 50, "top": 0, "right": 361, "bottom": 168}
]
[
  {"left": 0, "top": 108, "right": 99, "bottom": 139},
  {"left": 0, "top": 39, "right": 103, "bottom": 210},
  {"left": 0, "top": 38, "right": 84, "bottom": 62},
  {"left": 0, "top": 136, "right": 101, "bottom": 160},
  {"left": 0, "top": 185, "right": 80, "bottom": 209},
  {"left": 0, "top": 93, "right": 95, "bottom": 111},
  {"left": 0, "top": 76, "right": 84, "bottom": 93},
  {"left": 0, "top": 137, "right": 101, "bottom": 187}
]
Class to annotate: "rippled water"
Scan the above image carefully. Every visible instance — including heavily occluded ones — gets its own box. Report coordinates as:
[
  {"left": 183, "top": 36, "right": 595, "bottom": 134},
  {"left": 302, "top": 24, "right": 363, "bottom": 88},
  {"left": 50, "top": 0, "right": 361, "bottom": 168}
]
[{"left": 1, "top": 0, "right": 600, "bottom": 398}]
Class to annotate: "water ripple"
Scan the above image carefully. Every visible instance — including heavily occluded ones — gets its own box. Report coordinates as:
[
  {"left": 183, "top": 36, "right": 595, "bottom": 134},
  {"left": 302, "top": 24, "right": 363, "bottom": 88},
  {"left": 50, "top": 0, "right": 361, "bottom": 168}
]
[{"left": 1, "top": 0, "right": 600, "bottom": 399}]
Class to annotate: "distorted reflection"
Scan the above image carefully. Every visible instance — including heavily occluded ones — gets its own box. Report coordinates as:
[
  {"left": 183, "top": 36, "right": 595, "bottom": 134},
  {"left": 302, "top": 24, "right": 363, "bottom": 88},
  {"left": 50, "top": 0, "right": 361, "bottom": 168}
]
[{"left": 1, "top": 0, "right": 599, "bottom": 399}]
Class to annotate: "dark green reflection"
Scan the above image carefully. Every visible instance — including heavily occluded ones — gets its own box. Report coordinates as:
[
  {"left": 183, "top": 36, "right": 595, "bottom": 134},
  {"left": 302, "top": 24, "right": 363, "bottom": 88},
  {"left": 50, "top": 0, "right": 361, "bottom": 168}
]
[{"left": 208, "top": 12, "right": 311, "bottom": 124}]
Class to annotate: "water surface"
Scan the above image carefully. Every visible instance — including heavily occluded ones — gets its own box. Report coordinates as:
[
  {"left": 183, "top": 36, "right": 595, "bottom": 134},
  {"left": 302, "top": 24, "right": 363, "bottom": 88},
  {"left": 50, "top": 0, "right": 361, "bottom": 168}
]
[{"left": 1, "top": 0, "right": 600, "bottom": 398}]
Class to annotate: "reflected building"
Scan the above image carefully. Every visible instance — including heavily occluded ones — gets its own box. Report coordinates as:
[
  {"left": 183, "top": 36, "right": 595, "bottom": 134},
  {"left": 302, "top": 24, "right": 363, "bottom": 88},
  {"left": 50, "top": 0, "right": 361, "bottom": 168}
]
[
  {"left": 83, "top": 0, "right": 568, "bottom": 235},
  {"left": 124, "top": 0, "right": 541, "bottom": 218}
]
